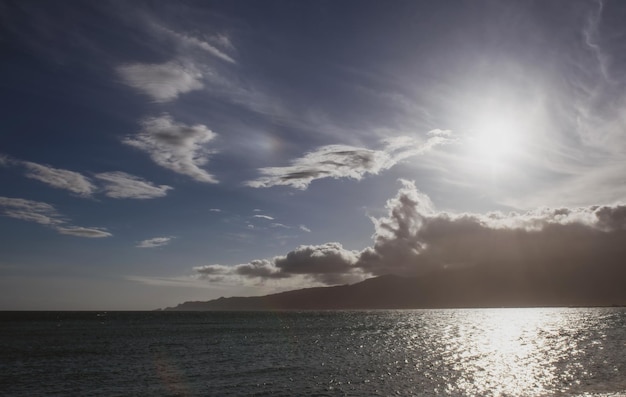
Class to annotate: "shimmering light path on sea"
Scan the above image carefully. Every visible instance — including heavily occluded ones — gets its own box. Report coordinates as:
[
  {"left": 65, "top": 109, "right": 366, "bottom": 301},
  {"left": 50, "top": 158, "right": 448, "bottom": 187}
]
[{"left": 1, "top": 308, "right": 625, "bottom": 396}]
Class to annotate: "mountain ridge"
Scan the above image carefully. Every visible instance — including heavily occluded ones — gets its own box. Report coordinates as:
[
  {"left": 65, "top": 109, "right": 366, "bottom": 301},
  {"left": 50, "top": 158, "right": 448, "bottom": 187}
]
[{"left": 165, "top": 262, "right": 626, "bottom": 310}]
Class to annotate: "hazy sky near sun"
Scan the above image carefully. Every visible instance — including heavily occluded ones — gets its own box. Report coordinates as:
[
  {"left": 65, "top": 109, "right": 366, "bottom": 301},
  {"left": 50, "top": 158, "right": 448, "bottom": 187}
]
[{"left": 1, "top": 0, "right": 626, "bottom": 310}]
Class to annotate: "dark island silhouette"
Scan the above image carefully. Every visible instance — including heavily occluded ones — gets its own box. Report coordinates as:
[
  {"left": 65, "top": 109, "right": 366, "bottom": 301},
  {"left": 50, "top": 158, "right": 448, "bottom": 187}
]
[{"left": 165, "top": 260, "right": 626, "bottom": 310}]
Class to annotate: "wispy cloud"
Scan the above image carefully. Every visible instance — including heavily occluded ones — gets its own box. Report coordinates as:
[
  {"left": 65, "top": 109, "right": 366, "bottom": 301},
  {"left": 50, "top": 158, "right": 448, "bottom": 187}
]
[
  {"left": 0, "top": 197, "right": 111, "bottom": 238},
  {"left": 56, "top": 226, "right": 112, "bottom": 238},
  {"left": 123, "top": 114, "right": 219, "bottom": 183},
  {"left": 245, "top": 132, "right": 454, "bottom": 190},
  {"left": 22, "top": 161, "right": 96, "bottom": 197},
  {"left": 210, "top": 33, "right": 234, "bottom": 51},
  {"left": 158, "top": 26, "right": 236, "bottom": 64},
  {"left": 2, "top": 155, "right": 171, "bottom": 200},
  {"left": 0, "top": 154, "right": 13, "bottom": 166},
  {"left": 253, "top": 214, "right": 274, "bottom": 220},
  {"left": 299, "top": 225, "right": 312, "bottom": 233},
  {"left": 209, "top": 208, "right": 222, "bottom": 212},
  {"left": 137, "top": 236, "right": 173, "bottom": 248},
  {"left": 0, "top": 197, "right": 64, "bottom": 226},
  {"left": 116, "top": 61, "right": 203, "bottom": 102},
  {"left": 95, "top": 171, "right": 172, "bottom": 199},
  {"left": 582, "top": 0, "right": 610, "bottom": 81}
]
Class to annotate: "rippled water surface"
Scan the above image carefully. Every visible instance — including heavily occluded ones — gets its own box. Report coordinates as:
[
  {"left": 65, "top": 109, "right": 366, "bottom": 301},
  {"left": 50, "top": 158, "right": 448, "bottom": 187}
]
[{"left": 1, "top": 309, "right": 625, "bottom": 396}]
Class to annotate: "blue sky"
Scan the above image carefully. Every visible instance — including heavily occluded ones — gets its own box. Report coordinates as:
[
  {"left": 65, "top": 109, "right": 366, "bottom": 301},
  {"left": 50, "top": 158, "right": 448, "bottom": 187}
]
[{"left": 2, "top": 0, "right": 626, "bottom": 309}]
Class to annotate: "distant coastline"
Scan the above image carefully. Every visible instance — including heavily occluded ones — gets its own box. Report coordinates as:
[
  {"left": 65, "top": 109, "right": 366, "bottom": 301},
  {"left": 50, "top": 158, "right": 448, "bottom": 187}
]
[{"left": 164, "top": 266, "right": 626, "bottom": 311}]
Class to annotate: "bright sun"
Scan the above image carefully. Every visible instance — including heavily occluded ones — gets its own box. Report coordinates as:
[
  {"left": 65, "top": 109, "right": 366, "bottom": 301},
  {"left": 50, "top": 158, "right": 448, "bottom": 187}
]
[{"left": 469, "top": 113, "right": 521, "bottom": 163}]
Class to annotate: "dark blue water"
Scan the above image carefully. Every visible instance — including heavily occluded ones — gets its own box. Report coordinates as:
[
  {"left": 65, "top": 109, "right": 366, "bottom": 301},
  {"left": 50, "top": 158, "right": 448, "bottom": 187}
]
[{"left": 1, "top": 309, "right": 625, "bottom": 396}]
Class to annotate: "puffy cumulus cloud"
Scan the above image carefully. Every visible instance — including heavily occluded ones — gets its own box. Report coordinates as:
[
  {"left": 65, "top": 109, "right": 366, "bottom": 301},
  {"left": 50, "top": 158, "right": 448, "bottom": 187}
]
[
  {"left": 358, "top": 180, "right": 626, "bottom": 277},
  {"left": 95, "top": 171, "right": 172, "bottom": 199},
  {"left": 358, "top": 180, "right": 436, "bottom": 276},
  {"left": 195, "top": 259, "right": 287, "bottom": 282},
  {"left": 195, "top": 180, "right": 626, "bottom": 288},
  {"left": 136, "top": 236, "right": 173, "bottom": 248},
  {"left": 245, "top": 132, "right": 454, "bottom": 189},
  {"left": 116, "top": 61, "right": 203, "bottom": 102},
  {"left": 0, "top": 197, "right": 111, "bottom": 238},
  {"left": 273, "top": 243, "right": 362, "bottom": 285},
  {"left": 22, "top": 161, "right": 95, "bottom": 197},
  {"left": 123, "top": 114, "right": 218, "bottom": 183},
  {"left": 56, "top": 226, "right": 112, "bottom": 238},
  {"left": 195, "top": 243, "right": 364, "bottom": 285}
]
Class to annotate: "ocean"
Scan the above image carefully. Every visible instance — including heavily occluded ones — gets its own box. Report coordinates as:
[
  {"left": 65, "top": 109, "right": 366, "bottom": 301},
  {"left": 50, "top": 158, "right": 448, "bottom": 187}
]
[{"left": 1, "top": 308, "right": 625, "bottom": 396}]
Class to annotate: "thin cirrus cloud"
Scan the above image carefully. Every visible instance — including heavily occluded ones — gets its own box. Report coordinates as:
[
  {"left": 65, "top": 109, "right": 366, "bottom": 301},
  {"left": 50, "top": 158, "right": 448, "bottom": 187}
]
[
  {"left": 123, "top": 114, "right": 219, "bottom": 183},
  {"left": 136, "top": 236, "right": 173, "bottom": 248},
  {"left": 157, "top": 26, "right": 236, "bottom": 64},
  {"left": 1, "top": 155, "right": 172, "bottom": 200},
  {"left": 195, "top": 180, "right": 626, "bottom": 287},
  {"left": 252, "top": 214, "right": 274, "bottom": 220},
  {"left": 116, "top": 61, "right": 204, "bottom": 102},
  {"left": 22, "top": 161, "right": 96, "bottom": 197},
  {"left": 95, "top": 172, "right": 172, "bottom": 199},
  {"left": 0, "top": 197, "right": 111, "bottom": 238},
  {"left": 245, "top": 130, "right": 454, "bottom": 190},
  {"left": 56, "top": 226, "right": 113, "bottom": 238}
]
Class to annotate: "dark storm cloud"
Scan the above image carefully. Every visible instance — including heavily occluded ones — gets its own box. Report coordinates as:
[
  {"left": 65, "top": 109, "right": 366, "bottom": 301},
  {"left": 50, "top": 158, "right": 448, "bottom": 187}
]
[{"left": 196, "top": 180, "right": 626, "bottom": 286}]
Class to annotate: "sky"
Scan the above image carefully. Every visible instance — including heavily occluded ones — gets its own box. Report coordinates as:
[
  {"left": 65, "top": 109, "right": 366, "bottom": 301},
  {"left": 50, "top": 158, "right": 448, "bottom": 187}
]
[{"left": 1, "top": 0, "right": 626, "bottom": 310}]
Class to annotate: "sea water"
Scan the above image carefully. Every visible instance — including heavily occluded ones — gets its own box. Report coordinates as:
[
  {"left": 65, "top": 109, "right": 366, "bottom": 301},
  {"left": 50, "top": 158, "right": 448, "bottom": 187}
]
[{"left": 1, "top": 308, "right": 625, "bottom": 396}]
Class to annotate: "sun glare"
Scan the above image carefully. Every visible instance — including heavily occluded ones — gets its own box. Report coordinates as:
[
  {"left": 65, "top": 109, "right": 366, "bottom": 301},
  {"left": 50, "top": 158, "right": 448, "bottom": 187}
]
[
  {"left": 471, "top": 116, "right": 518, "bottom": 158},
  {"left": 467, "top": 111, "right": 523, "bottom": 169}
]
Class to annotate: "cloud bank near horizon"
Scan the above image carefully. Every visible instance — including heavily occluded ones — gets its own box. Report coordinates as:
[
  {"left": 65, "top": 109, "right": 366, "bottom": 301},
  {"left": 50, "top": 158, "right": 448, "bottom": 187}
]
[{"left": 195, "top": 180, "right": 626, "bottom": 286}]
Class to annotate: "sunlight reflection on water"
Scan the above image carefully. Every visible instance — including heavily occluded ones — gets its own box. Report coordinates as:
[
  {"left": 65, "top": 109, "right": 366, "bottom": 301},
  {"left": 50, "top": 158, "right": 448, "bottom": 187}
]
[
  {"left": 407, "top": 308, "right": 623, "bottom": 396},
  {"left": 1, "top": 309, "right": 625, "bottom": 396}
]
